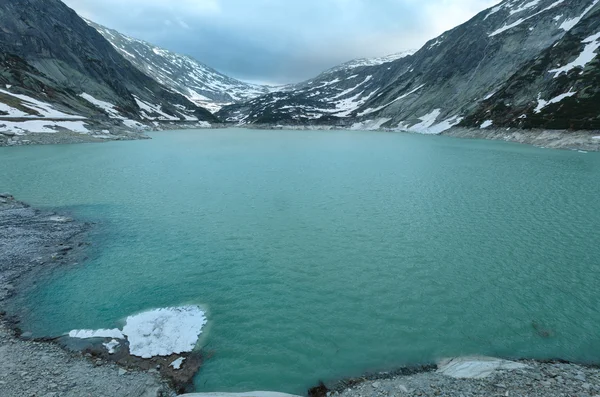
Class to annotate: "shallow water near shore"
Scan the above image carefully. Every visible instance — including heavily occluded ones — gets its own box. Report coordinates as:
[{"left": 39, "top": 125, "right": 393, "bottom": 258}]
[{"left": 1, "top": 128, "right": 600, "bottom": 394}]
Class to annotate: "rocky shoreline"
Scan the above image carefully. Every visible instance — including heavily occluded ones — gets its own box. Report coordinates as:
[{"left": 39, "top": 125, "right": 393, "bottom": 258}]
[
  {"left": 0, "top": 129, "right": 150, "bottom": 147},
  {"left": 306, "top": 357, "right": 600, "bottom": 397},
  {"left": 442, "top": 127, "right": 600, "bottom": 152},
  {"left": 2, "top": 125, "right": 600, "bottom": 152},
  {"left": 240, "top": 124, "right": 600, "bottom": 152},
  {"left": 0, "top": 194, "right": 176, "bottom": 396}
]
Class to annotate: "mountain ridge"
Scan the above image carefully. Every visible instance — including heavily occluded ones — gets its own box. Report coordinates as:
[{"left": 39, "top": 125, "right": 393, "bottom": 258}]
[
  {"left": 0, "top": 0, "right": 217, "bottom": 139},
  {"left": 217, "top": 0, "right": 600, "bottom": 134},
  {"left": 86, "top": 19, "right": 282, "bottom": 113}
]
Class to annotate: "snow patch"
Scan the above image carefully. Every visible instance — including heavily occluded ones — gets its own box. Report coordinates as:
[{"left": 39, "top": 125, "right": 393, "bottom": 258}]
[
  {"left": 534, "top": 90, "right": 576, "bottom": 113},
  {"left": 350, "top": 118, "right": 391, "bottom": 131},
  {"left": 480, "top": 120, "right": 493, "bottom": 129},
  {"left": 398, "top": 112, "right": 462, "bottom": 135},
  {"left": 560, "top": 0, "right": 599, "bottom": 31},
  {"left": 0, "top": 89, "right": 84, "bottom": 119},
  {"left": 134, "top": 96, "right": 179, "bottom": 121},
  {"left": 103, "top": 339, "right": 120, "bottom": 354},
  {"left": 69, "top": 329, "right": 125, "bottom": 339},
  {"left": 395, "top": 110, "right": 461, "bottom": 135},
  {"left": 549, "top": 32, "right": 600, "bottom": 77},
  {"left": 426, "top": 116, "right": 464, "bottom": 134},
  {"left": 484, "top": 4, "right": 505, "bottom": 20},
  {"left": 358, "top": 84, "right": 425, "bottom": 116},
  {"left": 196, "top": 121, "right": 212, "bottom": 128},
  {"left": 79, "top": 93, "right": 125, "bottom": 119},
  {"left": 509, "top": 0, "right": 541, "bottom": 15},
  {"left": 0, "top": 120, "right": 90, "bottom": 134},
  {"left": 489, "top": 0, "right": 565, "bottom": 37},
  {"left": 0, "top": 102, "right": 32, "bottom": 118},
  {"left": 68, "top": 306, "right": 207, "bottom": 359},
  {"left": 122, "top": 119, "right": 147, "bottom": 130},
  {"left": 170, "top": 357, "right": 186, "bottom": 370},
  {"left": 411, "top": 109, "right": 442, "bottom": 131},
  {"left": 122, "top": 306, "right": 207, "bottom": 359},
  {"left": 483, "top": 91, "right": 497, "bottom": 100}
]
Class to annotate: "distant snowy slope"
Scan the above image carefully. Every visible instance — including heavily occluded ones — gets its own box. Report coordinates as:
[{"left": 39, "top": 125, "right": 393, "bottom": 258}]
[
  {"left": 216, "top": 50, "right": 415, "bottom": 124},
  {"left": 218, "top": 0, "right": 600, "bottom": 133},
  {"left": 328, "top": 50, "right": 416, "bottom": 72},
  {"left": 87, "top": 20, "right": 280, "bottom": 113}
]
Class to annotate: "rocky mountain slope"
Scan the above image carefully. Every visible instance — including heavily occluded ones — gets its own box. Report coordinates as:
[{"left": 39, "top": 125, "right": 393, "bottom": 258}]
[
  {"left": 462, "top": 3, "right": 600, "bottom": 130},
  {"left": 217, "top": 50, "right": 415, "bottom": 125},
  {"left": 87, "top": 20, "right": 280, "bottom": 113},
  {"left": 218, "top": 0, "right": 600, "bottom": 133},
  {"left": 0, "top": 0, "right": 217, "bottom": 138}
]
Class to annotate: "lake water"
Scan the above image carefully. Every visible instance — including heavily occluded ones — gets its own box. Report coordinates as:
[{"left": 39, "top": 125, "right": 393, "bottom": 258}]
[{"left": 1, "top": 128, "right": 599, "bottom": 394}]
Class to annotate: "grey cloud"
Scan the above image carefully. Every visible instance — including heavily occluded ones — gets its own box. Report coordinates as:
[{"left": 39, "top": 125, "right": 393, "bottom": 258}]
[{"left": 63, "top": 0, "right": 499, "bottom": 84}]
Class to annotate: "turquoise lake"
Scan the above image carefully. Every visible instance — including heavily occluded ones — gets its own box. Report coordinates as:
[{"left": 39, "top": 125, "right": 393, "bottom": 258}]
[{"left": 1, "top": 128, "right": 600, "bottom": 394}]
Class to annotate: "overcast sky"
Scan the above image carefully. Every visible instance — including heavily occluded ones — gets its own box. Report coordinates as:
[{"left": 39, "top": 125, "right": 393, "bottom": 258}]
[{"left": 63, "top": 0, "right": 499, "bottom": 85}]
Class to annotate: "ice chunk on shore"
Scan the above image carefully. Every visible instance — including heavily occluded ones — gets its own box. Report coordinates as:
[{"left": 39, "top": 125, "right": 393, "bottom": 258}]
[
  {"left": 170, "top": 357, "right": 185, "bottom": 370},
  {"left": 438, "top": 356, "right": 529, "bottom": 379},
  {"left": 122, "top": 306, "right": 207, "bottom": 358},
  {"left": 68, "top": 328, "right": 124, "bottom": 339},
  {"left": 103, "top": 339, "right": 120, "bottom": 354}
]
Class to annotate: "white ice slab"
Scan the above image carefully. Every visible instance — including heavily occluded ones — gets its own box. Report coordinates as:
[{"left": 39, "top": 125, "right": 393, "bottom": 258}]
[
  {"left": 438, "top": 356, "right": 530, "bottom": 379},
  {"left": 122, "top": 306, "right": 207, "bottom": 358},
  {"left": 170, "top": 357, "right": 185, "bottom": 370},
  {"left": 68, "top": 328, "right": 125, "bottom": 339},
  {"left": 103, "top": 339, "right": 120, "bottom": 354}
]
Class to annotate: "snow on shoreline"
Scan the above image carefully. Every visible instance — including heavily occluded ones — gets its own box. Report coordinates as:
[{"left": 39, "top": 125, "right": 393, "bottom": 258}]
[
  {"left": 69, "top": 328, "right": 124, "bottom": 339},
  {"left": 68, "top": 305, "right": 207, "bottom": 358},
  {"left": 123, "top": 306, "right": 207, "bottom": 358}
]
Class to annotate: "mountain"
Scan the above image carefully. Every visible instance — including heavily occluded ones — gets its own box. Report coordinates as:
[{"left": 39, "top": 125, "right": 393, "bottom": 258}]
[
  {"left": 87, "top": 20, "right": 281, "bottom": 113},
  {"left": 217, "top": 0, "right": 600, "bottom": 133},
  {"left": 217, "top": 51, "right": 415, "bottom": 124},
  {"left": 0, "top": 0, "right": 217, "bottom": 138},
  {"left": 462, "top": 4, "right": 600, "bottom": 130}
]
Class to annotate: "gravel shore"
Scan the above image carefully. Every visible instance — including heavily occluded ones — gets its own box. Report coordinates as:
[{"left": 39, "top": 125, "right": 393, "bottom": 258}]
[
  {"left": 2, "top": 125, "right": 599, "bottom": 152},
  {"left": 442, "top": 127, "right": 600, "bottom": 152},
  {"left": 0, "top": 321, "right": 171, "bottom": 397},
  {"left": 0, "top": 130, "right": 150, "bottom": 147},
  {"left": 244, "top": 124, "right": 600, "bottom": 152},
  {"left": 310, "top": 358, "right": 600, "bottom": 397},
  {"left": 0, "top": 194, "right": 174, "bottom": 397}
]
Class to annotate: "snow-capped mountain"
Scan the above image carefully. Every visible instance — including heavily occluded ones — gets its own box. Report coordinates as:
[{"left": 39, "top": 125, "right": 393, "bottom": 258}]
[
  {"left": 463, "top": 2, "right": 600, "bottom": 130},
  {"left": 328, "top": 50, "right": 417, "bottom": 72},
  {"left": 218, "top": 0, "right": 600, "bottom": 133},
  {"left": 217, "top": 50, "right": 415, "bottom": 124},
  {"left": 0, "top": 0, "right": 217, "bottom": 137},
  {"left": 87, "top": 20, "right": 280, "bottom": 113}
]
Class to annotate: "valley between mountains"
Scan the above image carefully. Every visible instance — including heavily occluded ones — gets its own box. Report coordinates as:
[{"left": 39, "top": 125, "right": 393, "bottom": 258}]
[{"left": 0, "top": 0, "right": 599, "bottom": 149}]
